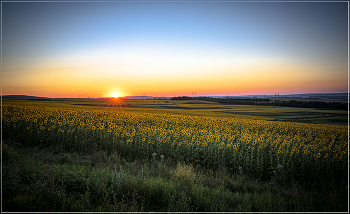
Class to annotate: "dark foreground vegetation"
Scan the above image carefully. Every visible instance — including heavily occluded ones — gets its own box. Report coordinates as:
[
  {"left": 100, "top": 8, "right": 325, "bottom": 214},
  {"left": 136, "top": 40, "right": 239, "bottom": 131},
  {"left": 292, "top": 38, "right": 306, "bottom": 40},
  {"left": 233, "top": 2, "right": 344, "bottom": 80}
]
[{"left": 3, "top": 139, "right": 348, "bottom": 212}]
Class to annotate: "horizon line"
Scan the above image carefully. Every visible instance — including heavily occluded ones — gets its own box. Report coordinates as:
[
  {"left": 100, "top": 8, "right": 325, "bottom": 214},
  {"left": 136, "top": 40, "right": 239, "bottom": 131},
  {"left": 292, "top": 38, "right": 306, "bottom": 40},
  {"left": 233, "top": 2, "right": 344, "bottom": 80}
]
[{"left": 2, "top": 91, "right": 348, "bottom": 99}]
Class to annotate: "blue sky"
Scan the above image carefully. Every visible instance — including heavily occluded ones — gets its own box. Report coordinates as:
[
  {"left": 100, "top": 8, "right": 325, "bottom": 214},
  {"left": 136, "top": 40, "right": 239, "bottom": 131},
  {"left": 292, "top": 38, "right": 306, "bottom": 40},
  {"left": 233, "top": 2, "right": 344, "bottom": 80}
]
[{"left": 2, "top": 1, "right": 348, "bottom": 97}]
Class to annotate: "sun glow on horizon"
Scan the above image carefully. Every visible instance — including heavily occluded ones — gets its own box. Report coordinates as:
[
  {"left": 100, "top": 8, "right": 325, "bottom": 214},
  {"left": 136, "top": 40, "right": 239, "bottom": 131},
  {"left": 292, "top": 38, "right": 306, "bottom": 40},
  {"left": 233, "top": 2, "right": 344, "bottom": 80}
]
[{"left": 111, "top": 92, "right": 122, "bottom": 98}]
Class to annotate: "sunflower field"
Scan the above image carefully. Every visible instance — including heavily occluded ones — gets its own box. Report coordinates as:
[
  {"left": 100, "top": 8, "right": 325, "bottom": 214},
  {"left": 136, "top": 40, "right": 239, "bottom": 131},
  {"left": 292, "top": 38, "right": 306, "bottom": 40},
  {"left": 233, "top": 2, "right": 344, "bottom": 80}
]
[{"left": 2, "top": 103, "right": 348, "bottom": 187}]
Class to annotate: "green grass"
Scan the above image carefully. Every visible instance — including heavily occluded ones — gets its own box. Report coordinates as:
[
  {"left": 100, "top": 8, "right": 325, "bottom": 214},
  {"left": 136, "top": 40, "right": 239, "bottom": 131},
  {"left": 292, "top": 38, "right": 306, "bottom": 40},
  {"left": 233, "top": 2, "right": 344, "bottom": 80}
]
[{"left": 2, "top": 139, "right": 348, "bottom": 212}]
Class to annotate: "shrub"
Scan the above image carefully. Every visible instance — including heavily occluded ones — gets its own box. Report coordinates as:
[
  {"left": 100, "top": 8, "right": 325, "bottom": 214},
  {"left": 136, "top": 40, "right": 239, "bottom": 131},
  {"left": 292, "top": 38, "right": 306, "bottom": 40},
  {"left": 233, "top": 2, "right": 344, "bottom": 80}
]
[
  {"left": 2, "top": 142, "right": 18, "bottom": 162},
  {"left": 171, "top": 163, "right": 196, "bottom": 187}
]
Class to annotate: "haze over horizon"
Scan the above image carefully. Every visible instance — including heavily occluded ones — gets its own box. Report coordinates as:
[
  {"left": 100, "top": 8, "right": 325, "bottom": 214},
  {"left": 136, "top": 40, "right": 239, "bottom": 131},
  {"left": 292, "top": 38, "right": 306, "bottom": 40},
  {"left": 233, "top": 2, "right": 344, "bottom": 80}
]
[{"left": 2, "top": 1, "right": 348, "bottom": 98}]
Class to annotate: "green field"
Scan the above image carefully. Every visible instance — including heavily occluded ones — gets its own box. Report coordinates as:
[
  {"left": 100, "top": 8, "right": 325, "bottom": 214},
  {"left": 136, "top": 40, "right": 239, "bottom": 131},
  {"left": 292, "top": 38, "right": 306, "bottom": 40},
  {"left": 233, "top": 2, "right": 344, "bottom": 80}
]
[
  {"left": 4, "top": 98, "right": 348, "bottom": 124},
  {"left": 2, "top": 98, "right": 349, "bottom": 212}
]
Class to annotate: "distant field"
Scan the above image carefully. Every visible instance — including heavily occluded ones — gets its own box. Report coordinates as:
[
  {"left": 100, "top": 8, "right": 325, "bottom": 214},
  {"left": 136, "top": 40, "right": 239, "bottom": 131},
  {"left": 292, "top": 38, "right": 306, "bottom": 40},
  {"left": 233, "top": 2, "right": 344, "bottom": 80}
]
[{"left": 3, "top": 98, "right": 347, "bottom": 125}]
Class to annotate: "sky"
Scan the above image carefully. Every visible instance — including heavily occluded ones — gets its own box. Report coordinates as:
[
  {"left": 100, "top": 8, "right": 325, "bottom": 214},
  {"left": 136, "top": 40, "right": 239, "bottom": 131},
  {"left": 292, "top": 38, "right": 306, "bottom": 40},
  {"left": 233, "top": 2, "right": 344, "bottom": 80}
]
[{"left": 2, "top": 1, "right": 348, "bottom": 98}]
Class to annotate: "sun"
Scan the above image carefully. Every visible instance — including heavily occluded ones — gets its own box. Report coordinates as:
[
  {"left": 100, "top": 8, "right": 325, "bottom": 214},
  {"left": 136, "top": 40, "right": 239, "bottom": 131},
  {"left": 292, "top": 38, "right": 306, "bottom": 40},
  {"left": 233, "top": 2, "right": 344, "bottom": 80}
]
[
  {"left": 111, "top": 92, "right": 121, "bottom": 98},
  {"left": 106, "top": 91, "right": 125, "bottom": 108}
]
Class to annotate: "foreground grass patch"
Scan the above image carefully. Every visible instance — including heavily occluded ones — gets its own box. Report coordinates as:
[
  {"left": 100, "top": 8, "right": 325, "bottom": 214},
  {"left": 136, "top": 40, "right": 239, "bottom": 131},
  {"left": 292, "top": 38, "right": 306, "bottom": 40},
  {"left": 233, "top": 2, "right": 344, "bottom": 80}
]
[{"left": 2, "top": 142, "right": 347, "bottom": 212}]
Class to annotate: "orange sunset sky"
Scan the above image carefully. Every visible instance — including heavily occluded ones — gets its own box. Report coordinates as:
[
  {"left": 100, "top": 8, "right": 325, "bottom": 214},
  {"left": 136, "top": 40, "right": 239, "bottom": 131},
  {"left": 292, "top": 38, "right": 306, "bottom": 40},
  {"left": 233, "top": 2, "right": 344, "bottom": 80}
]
[{"left": 2, "top": 1, "right": 348, "bottom": 98}]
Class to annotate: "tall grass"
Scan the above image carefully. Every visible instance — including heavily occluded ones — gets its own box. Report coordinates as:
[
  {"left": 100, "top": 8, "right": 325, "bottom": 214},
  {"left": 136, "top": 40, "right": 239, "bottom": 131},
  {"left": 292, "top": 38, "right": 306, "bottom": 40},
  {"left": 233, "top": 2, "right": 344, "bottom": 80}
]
[{"left": 3, "top": 142, "right": 347, "bottom": 212}]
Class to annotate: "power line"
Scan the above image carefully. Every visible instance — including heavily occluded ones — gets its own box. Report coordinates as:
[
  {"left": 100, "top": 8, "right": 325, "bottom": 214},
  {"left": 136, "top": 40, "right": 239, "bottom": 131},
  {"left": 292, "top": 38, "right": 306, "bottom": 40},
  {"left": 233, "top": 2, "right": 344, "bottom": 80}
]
[{"left": 191, "top": 91, "right": 197, "bottom": 100}]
